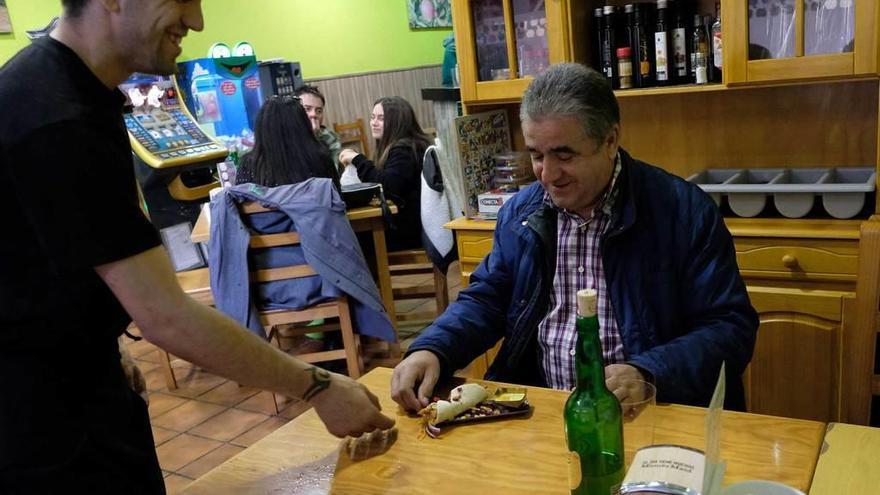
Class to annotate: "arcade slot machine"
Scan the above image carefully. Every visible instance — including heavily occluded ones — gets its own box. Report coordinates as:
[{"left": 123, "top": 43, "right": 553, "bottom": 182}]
[{"left": 120, "top": 73, "right": 227, "bottom": 270}]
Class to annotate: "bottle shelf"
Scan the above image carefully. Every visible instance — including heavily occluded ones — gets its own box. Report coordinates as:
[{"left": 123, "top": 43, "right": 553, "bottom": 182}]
[{"left": 614, "top": 82, "right": 726, "bottom": 98}]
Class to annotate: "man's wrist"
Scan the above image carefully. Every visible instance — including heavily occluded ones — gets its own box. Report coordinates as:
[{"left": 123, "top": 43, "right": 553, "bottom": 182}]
[{"left": 300, "top": 366, "right": 333, "bottom": 403}]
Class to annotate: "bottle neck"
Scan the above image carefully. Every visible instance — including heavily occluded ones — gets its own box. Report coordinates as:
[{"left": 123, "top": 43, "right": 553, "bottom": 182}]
[{"left": 573, "top": 313, "right": 606, "bottom": 391}]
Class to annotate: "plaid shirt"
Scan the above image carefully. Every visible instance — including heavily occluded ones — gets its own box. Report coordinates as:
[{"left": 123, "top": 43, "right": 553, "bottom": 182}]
[{"left": 538, "top": 154, "right": 625, "bottom": 390}]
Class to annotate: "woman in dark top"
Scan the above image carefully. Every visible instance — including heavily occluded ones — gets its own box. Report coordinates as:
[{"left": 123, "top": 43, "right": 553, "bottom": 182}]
[
  {"left": 339, "top": 96, "right": 432, "bottom": 251},
  {"left": 236, "top": 96, "right": 339, "bottom": 189}
]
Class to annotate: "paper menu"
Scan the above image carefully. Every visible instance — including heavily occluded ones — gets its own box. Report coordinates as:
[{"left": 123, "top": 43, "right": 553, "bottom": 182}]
[{"left": 620, "top": 363, "right": 728, "bottom": 495}]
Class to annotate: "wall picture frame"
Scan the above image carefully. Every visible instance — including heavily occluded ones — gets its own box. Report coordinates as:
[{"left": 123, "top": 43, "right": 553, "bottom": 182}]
[
  {"left": 0, "top": 0, "right": 12, "bottom": 34},
  {"left": 407, "top": 0, "right": 452, "bottom": 29}
]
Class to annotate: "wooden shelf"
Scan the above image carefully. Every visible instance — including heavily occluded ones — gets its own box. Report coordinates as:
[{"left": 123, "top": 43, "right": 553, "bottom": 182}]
[{"left": 614, "top": 83, "right": 727, "bottom": 98}]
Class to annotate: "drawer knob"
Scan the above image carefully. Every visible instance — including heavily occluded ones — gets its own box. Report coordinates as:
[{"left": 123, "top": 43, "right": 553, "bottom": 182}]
[{"left": 782, "top": 254, "right": 798, "bottom": 268}]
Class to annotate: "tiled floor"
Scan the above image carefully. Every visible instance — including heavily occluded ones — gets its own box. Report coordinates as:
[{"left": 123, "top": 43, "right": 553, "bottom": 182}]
[{"left": 125, "top": 262, "right": 462, "bottom": 494}]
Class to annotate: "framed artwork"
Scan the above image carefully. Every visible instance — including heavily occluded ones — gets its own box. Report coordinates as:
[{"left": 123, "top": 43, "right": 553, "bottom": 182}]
[
  {"left": 407, "top": 0, "right": 452, "bottom": 29},
  {"left": 0, "top": 0, "right": 11, "bottom": 34}
]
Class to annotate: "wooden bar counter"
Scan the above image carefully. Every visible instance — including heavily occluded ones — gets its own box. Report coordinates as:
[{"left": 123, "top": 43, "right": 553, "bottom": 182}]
[{"left": 183, "top": 367, "right": 825, "bottom": 494}]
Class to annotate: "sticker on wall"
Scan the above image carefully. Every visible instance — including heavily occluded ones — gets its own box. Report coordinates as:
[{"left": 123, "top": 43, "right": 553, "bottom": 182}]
[
  {"left": 407, "top": 0, "right": 452, "bottom": 29},
  {"left": 0, "top": 0, "right": 12, "bottom": 34}
]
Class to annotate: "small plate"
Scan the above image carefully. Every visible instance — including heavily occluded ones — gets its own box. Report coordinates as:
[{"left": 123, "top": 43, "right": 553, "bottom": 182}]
[{"left": 443, "top": 400, "right": 532, "bottom": 426}]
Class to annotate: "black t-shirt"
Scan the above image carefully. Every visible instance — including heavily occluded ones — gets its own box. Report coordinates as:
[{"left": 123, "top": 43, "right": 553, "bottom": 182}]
[
  {"left": 0, "top": 37, "right": 162, "bottom": 474},
  {"left": 0, "top": 37, "right": 160, "bottom": 354}
]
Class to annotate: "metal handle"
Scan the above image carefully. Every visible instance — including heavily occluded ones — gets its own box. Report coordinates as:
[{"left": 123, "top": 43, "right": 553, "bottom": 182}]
[{"left": 782, "top": 254, "right": 798, "bottom": 268}]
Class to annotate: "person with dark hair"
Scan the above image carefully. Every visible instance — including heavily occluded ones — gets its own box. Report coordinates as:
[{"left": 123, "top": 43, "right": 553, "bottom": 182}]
[
  {"left": 0, "top": 1, "right": 393, "bottom": 492},
  {"left": 391, "top": 63, "right": 758, "bottom": 414},
  {"left": 235, "top": 96, "right": 340, "bottom": 189},
  {"left": 339, "top": 96, "right": 432, "bottom": 251},
  {"left": 295, "top": 84, "right": 343, "bottom": 170}
]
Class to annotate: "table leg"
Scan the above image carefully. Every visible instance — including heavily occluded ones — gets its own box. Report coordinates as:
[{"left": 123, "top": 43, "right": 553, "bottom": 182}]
[{"left": 371, "top": 217, "right": 401, "bottom": 357}]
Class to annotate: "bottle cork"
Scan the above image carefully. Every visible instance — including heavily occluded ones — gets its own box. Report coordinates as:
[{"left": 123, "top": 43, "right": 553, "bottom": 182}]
[{"left": 576, "top": 289, "right": 598, "bottom": 317}]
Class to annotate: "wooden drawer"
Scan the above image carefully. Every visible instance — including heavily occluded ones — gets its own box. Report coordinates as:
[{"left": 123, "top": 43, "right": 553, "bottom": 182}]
[
  {"left": 734, "top": 238, "right": 859, "bottom": 282},
  {"left": 458, "top": 229, "right": 494, "bottom": 264}
]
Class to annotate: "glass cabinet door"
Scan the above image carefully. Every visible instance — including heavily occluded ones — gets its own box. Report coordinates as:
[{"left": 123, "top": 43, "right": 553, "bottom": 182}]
[
  {"left": 512, "top": 0, "right": 549, "bottom": 77},
  {"left": 748, "top": 0, "right": 796, "bottom": 60},
  {"left": 728, "top": 0, "right": 872, "bottom": 83},
  {"left": 473, "top": 0, "right": 510, "bottom": 82},
  {"left": 804, "top": 0, "right": 855, "bottom": 56}
]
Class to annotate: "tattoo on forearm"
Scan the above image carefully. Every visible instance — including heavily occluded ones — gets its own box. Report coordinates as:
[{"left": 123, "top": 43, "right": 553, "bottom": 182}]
[{"left": 302, "top": 366, "right": 331, "bottom": 401}]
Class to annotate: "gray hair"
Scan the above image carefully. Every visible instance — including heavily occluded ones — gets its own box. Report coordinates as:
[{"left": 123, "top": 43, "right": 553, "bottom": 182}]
[{"left": 520, "top": 63, "right": 620, "bottom": 144}]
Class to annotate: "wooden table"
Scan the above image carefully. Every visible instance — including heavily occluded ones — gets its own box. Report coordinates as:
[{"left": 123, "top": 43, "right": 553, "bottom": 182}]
[
  {"left": 810, "top": 422, "right": 880, "bottom": 494},
  {"left": 190, "top": 203, "right": 400, "bottom": 349},
  {"left": 184, "top": 367, "right": 825, "bottom": 494}
]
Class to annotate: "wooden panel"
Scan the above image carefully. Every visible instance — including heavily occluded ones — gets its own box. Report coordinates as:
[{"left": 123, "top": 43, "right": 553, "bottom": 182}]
[
  {"left": 502, "top": 0, "right": 518, "bottom": 77},
  {"left": 722, "top": 0, "right": 748, "bottom": 84},
  {"left": 735, "top": 238, "right": 859, "bottom": 282},
  {"left": 747, "top": 286, "right": 845, "bottom": 322},
  {"left": 811, "top": 423, "right": 880, "bottom": 494},
  {"left": 617, "top": 80, "right": 878, "bottom": 180},
  {"left": 250, "top": 232, "right": 300, "bottom": 249},
  {"left": 747, "top": 53, "right": 855, "bottom": 83},
  {"left": 306, "top": 65, "right": 441, "bottom": 145},
  {"left": 842, "top": 216, "right": 880, "bottom": 424},
  {"left": 473, "top": 78, "right": 532, "bottom": 104},
  {"left": 545, "top": 0, "right": 569, "bottom": 65},
  {"left": 853, "top": 0, "right": 879, "bottom": 74},
  {"left": 744, "top": 287, "right": 843, "bottom": 421},
  {"left": 452, "top": 0, "right": 478, "bottom": 102},
  {"left": 457, "top": 229, "right": 495, "bottom": 263},
  {"left": 250, "top": 265, "right": 317, "bottom": 283},
  {"left": 725, "top": 218, "right": 862, "bottom": 240}
]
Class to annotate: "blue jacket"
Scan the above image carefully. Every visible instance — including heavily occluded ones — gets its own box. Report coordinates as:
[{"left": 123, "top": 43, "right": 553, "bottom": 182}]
[
  {"left": 409, "top": 150, "right": 758, "bottom": 409},
  {"left": 208, "top": 179, "right": 396, "bottom": 342}
]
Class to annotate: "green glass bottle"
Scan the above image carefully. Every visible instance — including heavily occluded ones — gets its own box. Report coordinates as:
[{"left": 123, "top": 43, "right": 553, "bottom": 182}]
[{"left": 564, "top": 288, "right": 625, "bottom": 495}]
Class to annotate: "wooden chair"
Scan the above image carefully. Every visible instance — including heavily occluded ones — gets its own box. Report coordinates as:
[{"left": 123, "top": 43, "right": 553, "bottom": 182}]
[
  {"left": 388, "top": 248, "right": 449, "bottom": 324},
  {"left": 334, "top": 118, "right": 370, "bottom": 156},
  {"left": 165, "top": 201, "right": 364, "bottom": 413},
  {"left": 843, "top": 215, "right": 880, "bottom": 424}
]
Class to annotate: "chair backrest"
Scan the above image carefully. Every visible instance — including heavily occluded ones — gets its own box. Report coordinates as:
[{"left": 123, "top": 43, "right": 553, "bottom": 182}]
[
  {"left": 334, "top": 118, "right": 370, "bottom": 157},
  {"left": 238, "top": 201, "right": 317, "bottom": 285}
]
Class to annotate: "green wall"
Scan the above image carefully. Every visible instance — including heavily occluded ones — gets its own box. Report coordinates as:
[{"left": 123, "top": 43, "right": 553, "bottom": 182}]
[{"left": 0, "top": 0, "right": 451, "bottom": 78}]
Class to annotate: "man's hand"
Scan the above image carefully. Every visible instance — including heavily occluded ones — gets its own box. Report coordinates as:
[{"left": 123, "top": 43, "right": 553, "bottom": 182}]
[
  {"left": 338, "top": 148, "right": 360, "bottom": 166},
  {"left": 390, "top": 351, "right": 441, "bottom": 412},
  {"left": 119, "top": 336, "right": 148, "bottom": 404},
  {"left": 308, "top": 371, "right": 395, "bottom": 438},
  {"left": 605, "top": 364, "right": 646, "bottom": 405}
]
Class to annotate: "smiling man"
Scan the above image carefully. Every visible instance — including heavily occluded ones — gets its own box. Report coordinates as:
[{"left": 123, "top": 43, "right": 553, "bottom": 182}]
[
  {"left": 392, "top": 63, "right": 758, "bottom": 415},
  {"left": 0, "top": 1, "right": 392, "bottom": 493}
]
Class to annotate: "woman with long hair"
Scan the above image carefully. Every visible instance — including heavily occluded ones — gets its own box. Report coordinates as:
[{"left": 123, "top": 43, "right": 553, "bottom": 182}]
[
  {"left": 236, "top": 96, "right": 340, "bottom": 189},
  {"left": 339, "top": 96, "right": 432, "bottom": 251}
]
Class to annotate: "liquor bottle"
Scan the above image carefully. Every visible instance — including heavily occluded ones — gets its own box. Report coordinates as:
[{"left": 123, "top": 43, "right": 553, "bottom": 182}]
[
  {"left": 671, "top": 0, "right": 689, "bottom": 83},
  {"left": 691, "top": 14, "right": 709, "bottom": 84},
  {"left": 602, "top": 5, "right": 619, "bottom": 89},
  {"left": 593, "top": 8, "right": 605, "bottom": 74},
  {"left": 654, "top": 0, "right": 671, "bottom": 86},
  {"left": 632, "top": 3, "right": 653, "bottom": 88},
  {"left": 564, "top": 289, "right": 625, "bottom": 495},
  {"left": 623, "top": 4, "right": 636, "bottom": 52},
  {"left": 711, "top": 1, "right": 723, "bottom": 82}
]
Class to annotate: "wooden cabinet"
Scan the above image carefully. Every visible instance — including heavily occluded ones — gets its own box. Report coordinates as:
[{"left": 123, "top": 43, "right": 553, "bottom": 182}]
[
  {"left": 451, "top": 0, "right": 585, "bottom": 104},
  {"left": 724, "top": 0, "right": 880, "bottom": 84}
]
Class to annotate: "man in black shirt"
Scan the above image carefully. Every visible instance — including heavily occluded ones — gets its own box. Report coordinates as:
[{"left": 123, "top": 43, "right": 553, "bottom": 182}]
[{"left": 0, "top": 1, "right": 394, "bottom": 493}]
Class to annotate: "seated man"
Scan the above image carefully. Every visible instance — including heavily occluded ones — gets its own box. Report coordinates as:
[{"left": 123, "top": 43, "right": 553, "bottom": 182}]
[
  {"left": 296, "top": 84, "right": 343, "bottom": 170},
  {"left": 391, "top": 63, "right": 758, "bottom": 412}
]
